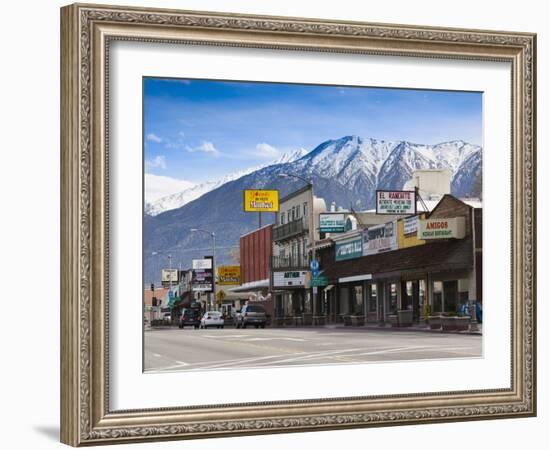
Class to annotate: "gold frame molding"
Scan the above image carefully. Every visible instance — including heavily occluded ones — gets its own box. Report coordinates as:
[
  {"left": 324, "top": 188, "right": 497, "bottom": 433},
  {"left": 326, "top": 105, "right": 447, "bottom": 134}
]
[{"left": 60, "top": 3, "right": 536, "bottom": 446}]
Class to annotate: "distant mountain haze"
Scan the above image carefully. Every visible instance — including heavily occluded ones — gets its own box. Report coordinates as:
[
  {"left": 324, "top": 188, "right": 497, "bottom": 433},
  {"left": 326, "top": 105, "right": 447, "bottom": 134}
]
[{"left": 144, "top": 135, "right": 482, "bottom": 284}]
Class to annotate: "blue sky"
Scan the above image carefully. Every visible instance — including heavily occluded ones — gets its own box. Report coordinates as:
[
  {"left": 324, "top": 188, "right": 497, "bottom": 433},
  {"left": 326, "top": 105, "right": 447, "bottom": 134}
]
[{"left": 144, "top": 77, "right": 482, "bottom": 196}]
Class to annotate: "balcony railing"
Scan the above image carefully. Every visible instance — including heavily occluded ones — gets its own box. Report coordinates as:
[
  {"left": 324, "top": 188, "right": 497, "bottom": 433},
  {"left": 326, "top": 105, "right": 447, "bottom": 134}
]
[
  {"left": 272, "top": 218, "right": 308, "bottom": 242},
  {"left": 272, "top": 254, "right": 309, "bottom": 270}
]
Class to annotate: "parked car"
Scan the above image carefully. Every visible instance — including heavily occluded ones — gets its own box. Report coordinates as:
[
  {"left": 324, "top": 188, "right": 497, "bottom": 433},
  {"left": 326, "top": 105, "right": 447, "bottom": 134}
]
[
  {"left": 236, "top": 304, "right": 267, "bottom": 329},
  {"left": 178, "top": 308, "right": 201, "bottom": 329},
  {"left": 200, "top": 311, "right": 224, "bottom": 329}
]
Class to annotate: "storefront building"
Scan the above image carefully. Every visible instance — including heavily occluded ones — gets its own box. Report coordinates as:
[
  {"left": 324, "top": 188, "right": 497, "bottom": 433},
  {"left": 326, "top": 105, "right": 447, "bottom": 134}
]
[
  {"left": 271, "top": 185, "right": 326, "bottom": 320},
  {"left": 229, "top": 224, "right": 274, "bottom": 317},
  {"left": 318, "top": 195, "right": 482, "bottom": 324}
]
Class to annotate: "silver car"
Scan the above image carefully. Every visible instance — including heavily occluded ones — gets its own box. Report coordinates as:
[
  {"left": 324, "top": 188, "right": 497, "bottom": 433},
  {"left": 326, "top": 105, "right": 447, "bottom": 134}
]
[{"left": 236, "top": 304, "right": 267, "bottom": 329}]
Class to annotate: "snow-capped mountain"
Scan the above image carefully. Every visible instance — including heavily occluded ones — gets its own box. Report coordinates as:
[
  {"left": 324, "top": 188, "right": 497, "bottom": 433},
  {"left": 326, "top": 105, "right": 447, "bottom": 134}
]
[
  {"left": 143, "top": 135, "right": 481, "bottom": 283},
  {"left": 145, "top": 148, "right": 308, "bottom": 216}
]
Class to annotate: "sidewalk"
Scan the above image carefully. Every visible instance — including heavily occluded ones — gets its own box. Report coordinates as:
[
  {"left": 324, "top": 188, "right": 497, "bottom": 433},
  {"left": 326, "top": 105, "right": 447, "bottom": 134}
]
[{"left": 272, "top": 322, "right": 483, "bottom": 336}]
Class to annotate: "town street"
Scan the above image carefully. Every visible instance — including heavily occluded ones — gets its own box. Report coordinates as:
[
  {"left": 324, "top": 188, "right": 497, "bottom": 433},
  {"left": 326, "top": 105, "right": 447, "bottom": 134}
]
[{"left": 144, "top": 327, "right": 482, "bottom": 372}]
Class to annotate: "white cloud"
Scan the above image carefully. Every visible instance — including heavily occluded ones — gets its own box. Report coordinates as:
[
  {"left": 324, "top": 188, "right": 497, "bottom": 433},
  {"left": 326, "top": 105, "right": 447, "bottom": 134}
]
[
  {"left": 146, "top": 133, "right": 163, "bottom": 143},
  {"left": 186, "top": 141, "right": 220, "bottom": 156},
  {"left": 144, "top": 174, "right": 195, "bottom": 203},
  {"left": 255, "top": 142, "right": 281, "bottom": 159},
  {"left": 145, "top": 155, "right": 167, "bottom": 170}
]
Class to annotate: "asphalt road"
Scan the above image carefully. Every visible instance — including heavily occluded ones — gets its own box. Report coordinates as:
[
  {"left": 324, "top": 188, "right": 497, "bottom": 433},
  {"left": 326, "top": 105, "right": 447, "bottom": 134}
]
[{"left": 144, "top": 326, "right": 482, "bottom": 372}]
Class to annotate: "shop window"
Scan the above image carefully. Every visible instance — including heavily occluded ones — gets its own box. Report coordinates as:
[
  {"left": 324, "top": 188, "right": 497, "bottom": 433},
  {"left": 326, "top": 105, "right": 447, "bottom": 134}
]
[
  {"left": 443, "top": 280, "right": 458, "bottom": 313},
  {"left": 432, "top": 281, "right": 443, "bottom": 313},
  {"left": 353, "top": 285, "right": 363, "bottom": 315}
]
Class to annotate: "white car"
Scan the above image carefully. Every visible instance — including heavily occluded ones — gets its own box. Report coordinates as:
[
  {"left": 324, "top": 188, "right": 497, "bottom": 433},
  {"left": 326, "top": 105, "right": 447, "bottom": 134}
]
[{"left": 200, "top": 311, "right": 224, "bottom": 329}]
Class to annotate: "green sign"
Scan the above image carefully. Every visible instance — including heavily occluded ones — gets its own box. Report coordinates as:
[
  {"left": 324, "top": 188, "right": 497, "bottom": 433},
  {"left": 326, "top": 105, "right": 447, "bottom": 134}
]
[
  {"left": 310, "top": 275, "right": 328, "bottom": 287},
  {"left": 335, "top": 237, "right": 363, "bottom": 261}
]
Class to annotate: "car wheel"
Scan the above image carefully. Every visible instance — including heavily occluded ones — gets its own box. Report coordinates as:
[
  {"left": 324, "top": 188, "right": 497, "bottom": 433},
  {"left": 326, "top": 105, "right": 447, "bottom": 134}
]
[
  {"left": 221, "top": 325, "right": 224, "bottom": 329},
  {"left": 255, "top": 324, "right": 259, "bottom": 329},
  {"left": 242, "top": 323, "right": 247, "bottom": 329},
  {"left": 178, "top": 324, "right": 183, "bottom": 329},
  {"left": 260, "top": 324, "right": 265, "bottom": 329}
]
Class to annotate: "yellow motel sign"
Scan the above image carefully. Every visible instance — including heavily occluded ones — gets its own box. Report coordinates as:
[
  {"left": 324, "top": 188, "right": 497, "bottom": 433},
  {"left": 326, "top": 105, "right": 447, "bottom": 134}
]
[
  {"left": 243, "top": 190, "right": 279, "bottom": 212},
  {"left": 218, "top": 266, "right": 241, "bottom": 285}
]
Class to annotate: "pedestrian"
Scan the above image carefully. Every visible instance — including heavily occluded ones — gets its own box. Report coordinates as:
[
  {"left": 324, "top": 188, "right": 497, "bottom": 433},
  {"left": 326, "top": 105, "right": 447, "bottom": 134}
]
[{"left": 475, "top": 301, "right": 482, "bottom": 323}]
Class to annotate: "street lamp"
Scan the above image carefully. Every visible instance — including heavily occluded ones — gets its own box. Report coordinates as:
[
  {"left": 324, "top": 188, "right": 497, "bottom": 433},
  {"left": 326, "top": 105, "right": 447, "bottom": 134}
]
[
  {"left": 190, "top": 228, "right": 216, "bottom": 311},
  {"left": 150, "top": 251, "right": 173, "bottom": 320},
  {"left": 277, "top": 173, "right": 318, "bottom": 316}
]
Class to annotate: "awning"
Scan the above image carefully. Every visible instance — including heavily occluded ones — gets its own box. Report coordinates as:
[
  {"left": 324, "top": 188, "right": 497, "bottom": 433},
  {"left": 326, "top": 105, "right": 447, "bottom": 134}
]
[
  {"left": 339, "top": 274, "right": 372, "bottom": 283},
  {"left": 324, "top": 237, "right": 473, "bottom": 282},
  {"left": 228, "top": 279, "right": 269, "bottom": 293}
]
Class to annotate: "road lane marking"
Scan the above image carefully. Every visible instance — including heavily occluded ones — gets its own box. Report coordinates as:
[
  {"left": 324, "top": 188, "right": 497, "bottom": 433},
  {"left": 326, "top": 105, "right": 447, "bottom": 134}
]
[{"left": 248, "top": 337, "right": 305, "bottom": 342}]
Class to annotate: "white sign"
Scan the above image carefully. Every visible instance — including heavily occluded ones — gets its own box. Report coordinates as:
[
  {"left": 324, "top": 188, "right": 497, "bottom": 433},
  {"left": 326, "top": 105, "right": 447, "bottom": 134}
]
[
  {"left": 362, "top": 221, "right": 398, "bottom": 256},
  {"left": 192, "top": 258, "right": 212, "bottom": 270},
  {"left": 418, "top": 217, "right": 466, "bottom": 240},
  {"left": 161, "top": 269, "right": 178, "bottom": 283},
  {"left": 403, "top": 216, "right": 419, "bottom": 235},
  {"left": 192, "top": 283, "right": 213, "bottom": 292},
  {"left": 376, "top": 190, "right": 416, "bottom": 215},
  {"left": 273, "top": 271, "right": 307, "bottom": 287}
]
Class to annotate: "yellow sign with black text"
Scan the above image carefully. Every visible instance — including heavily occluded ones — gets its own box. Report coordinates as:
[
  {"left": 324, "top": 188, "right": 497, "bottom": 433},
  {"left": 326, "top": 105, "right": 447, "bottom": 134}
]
[
  {"left": 243, "top": 190, "right": 279, "bottom": 212},
  {"left": 218, "top": 266, "right": 241, "bottom": 285}
]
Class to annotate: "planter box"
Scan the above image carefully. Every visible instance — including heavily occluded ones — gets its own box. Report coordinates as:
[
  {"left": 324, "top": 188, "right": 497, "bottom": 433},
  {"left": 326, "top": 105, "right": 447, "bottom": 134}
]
[
  {"left": 442, "top": 316, "right": 460, "bottom": 331},
  {"left": 313, "top": 316, "right": 326, "bottom": 326},
  {"left": 456, "top": 316, "right": 471, "bottom": 331},
  {"left": 397, "top": 310, "right": 413, "bottom": 327},
  {"left": 350, "top": 315, "right": 365, "bottom": 326},
  {"left": 388, "top": 314, "right": 399, "bottom": 327},
  {"left": 428, "top": 316, "right": 442, "bottom": 330}
]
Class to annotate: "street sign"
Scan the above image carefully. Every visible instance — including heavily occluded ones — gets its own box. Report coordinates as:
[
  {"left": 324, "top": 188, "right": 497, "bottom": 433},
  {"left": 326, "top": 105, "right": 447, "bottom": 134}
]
[
  {"left": 310, "top": 275, "right": 328, "bottom": 287},
  {"left": 376, "top": 190, "right": 416, "bottom": 215},
  {"left": 312, "top": 269, "right": 320, "bottom": 277},
  {"left": 243, "top": 189, "right": 279, "bottom": 212},
  {"left": 309, "top": 260, "right": 319, "bottom": 271}
]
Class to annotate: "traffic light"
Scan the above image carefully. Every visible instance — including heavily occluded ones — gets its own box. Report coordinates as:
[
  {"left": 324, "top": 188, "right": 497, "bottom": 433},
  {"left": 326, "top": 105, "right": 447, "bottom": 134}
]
[{"left": 150, "top": 283, "right": 154, "bottom": 292}]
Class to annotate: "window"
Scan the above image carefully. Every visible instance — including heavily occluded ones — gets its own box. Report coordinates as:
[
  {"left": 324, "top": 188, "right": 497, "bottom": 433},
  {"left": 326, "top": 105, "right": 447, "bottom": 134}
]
[
  {"left": 295, "top": 205, "right": 301, "bottom": 219},
  {"left": 368, "top": 284, "right": 377, "bottom": 312},
  {"left": 389, "top": 283, "right": 398, "bottom": 314},
  {"left": 280, "top": 212, "right": 285, "bottom": 225},
  {"left": 432, "top": 281, "right": 443, "bottom": 313},
  {"left": 303, "top": 202, "right": 308, "bottom": 218}
]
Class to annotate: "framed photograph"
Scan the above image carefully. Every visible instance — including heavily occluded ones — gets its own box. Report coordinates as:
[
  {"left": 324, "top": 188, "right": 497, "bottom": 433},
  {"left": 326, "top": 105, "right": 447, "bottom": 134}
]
[{"left": 60, "top": 3, "right": 536, "bottom": 446}]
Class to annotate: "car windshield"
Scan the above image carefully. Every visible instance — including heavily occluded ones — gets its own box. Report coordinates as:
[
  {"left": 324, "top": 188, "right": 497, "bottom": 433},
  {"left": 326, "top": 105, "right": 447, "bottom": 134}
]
[{"left": 246, "top": 305, "right": 265, "bottom": 313}]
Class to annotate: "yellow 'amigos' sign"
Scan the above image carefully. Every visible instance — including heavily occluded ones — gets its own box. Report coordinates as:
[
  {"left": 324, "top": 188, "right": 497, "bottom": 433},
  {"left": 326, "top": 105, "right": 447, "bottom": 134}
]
[
  {"left": 243, "top": 190, "right": 279, "bottom": 212},
  {"left": 218, "top": 266, "right": 241, "bottom": 285}
]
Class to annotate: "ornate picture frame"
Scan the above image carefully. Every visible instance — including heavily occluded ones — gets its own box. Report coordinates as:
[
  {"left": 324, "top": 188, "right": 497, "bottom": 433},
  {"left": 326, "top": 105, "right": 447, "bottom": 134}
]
[{"left": 60, "top": 3, "right": 536, "bottom": 446}]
